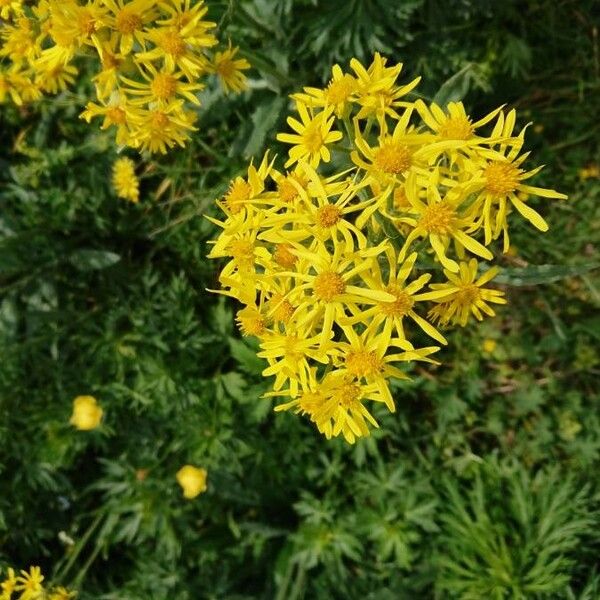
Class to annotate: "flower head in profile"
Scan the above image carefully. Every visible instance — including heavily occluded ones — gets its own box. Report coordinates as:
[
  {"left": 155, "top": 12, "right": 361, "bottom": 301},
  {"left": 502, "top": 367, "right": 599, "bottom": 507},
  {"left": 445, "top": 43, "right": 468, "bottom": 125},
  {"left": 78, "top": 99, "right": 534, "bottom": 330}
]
[
  {"left": 70, "top": 395, "right": 103, "bottom": 431},
  {"left": 112, "top": 157, "right": 140, "bottom": 203},
  {"left": 176, "top": 465, "right": 208, "bottom": 499}
]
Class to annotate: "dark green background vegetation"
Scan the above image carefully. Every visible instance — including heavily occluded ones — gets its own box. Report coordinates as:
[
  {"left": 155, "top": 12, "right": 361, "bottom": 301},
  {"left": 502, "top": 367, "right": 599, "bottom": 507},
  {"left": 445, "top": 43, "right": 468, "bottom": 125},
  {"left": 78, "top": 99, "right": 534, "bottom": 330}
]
[{"left": 1, "top": 0, "right": 599, "bottom": 597}]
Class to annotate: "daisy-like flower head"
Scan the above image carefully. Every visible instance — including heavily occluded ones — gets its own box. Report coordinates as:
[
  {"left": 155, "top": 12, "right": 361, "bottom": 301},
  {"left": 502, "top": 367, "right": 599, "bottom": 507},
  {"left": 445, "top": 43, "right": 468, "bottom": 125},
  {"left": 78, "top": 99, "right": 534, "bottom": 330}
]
[
  {"left": 128, "top": 100, "right": 197, "bottom": 154},
  {"left": 293, "top": 63, "right": 358, "bottom": 117},
  {"left": 276, "top": 103, "right": 343, "bottom": 168},
  {"left": 257, "top": 162, "right": 374, "bottom": 251},
  {"left": 465, "top": 112, "right": 568, "bottom": 247},
  {"left": 347, "top": 247, "right": 448, "bottom": 345},
  {"left": 421, "top": 259, "right": 507, "bottom": 327},
  {"left": 102, "top": 0, "right": 158, "bottom": 55},
  {"left": 397, "top": 171, "right": 493, "bottom": 273},
  {"left": 350, "top": 52, "right": 421, "bottom": 120},
  {"left": 15, "top": 565, "right": 44, "bottom": 599},
  {"left": 121, "top": 61, "right": 203, "bottom": 106},
  {"left": 212, "top": 43, "right": 250, "bottom": 94}
]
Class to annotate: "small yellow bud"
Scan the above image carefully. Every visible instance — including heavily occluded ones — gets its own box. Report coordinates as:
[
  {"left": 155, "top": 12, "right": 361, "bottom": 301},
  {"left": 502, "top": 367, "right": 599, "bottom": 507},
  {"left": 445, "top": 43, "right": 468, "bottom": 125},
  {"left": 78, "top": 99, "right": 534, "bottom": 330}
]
[
  {"left": 176, "top": 465, "right": 207, "bottom": 499},
  {"left": 482, "top": 339, "right": 497, "bottom": 354},
  {"left": 70, "top": 395, "right": 103, "bottom": 431}
]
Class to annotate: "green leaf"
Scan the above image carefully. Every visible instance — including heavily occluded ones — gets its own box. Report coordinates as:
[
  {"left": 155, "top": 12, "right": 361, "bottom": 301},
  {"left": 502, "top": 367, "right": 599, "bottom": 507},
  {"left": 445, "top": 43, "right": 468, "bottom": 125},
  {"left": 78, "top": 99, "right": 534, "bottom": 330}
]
[
  {"left": 495, "top": 262, "right": 600, "bottom": 286},
  {"left": 69, "top": 249, "right": 121, "bottom": 271},
  {"left": 433, "top": 63, "right": 490, "bottom": 107},
  {"left": 243, "top": 96, "right": 286, "bottom": 158},
  {"left": 229, "top": 337, "right": 265, "bottom": 376}
]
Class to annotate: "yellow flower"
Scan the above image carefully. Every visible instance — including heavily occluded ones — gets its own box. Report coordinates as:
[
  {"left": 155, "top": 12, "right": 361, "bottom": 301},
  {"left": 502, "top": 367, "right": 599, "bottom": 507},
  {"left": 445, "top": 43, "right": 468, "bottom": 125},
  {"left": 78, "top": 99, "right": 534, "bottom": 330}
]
[
  {"left": 0, "top": 0, "right": 23, "bottom": 21},
  {"left": 1, "top": 567, "right": 17, "bottom": 599},
  {"left": 48, "top": 587, "right": 76, "bottom": 600},
  {"left": 350, "top": 52, "right": 421, "bottom": 120},
  {"left": 35, "top": 62, "right": 78, "bottom": 95},
  {"left": 15, "top": 566, "right": 44, "bottom": 600},
  {"left": 397, "top": 171, "right": 493, "bottom": 273},
  {"left": 176, "top": 465, "right": 207, "bottom": 499},
  {"left": 128, "top": 100, "right": 197, "bottom": 154},
  {"left": 0, "top": 16, "right": 39, "bottom": 65},
  {"left": 208, "top": 53, "right": 566, "bottom": 444},
  {"left": 482, "top": 338, "right": 497, "bottom": 354},
  {"left": 465, "top": 110, "right": 567, "bottom": 246},
  {"left": 277, "top": 103, "right": 343, "bottom": 168},
  {"left": 293, "top": 63, "right": 357, "bottom": 116},
  {"left": 121, "top": 62, "right": 203, "bottom": 106},
  {"left": 579, "top": 164, "right": 600, "bottom": 180},
  {"left": 70, "top": 395, "right": 103, "bottom": 431},
  {"left": 112, "top": 157, "right": 139, "bottom": 203},
  {"left": 213, "top": 44, "right": 250, "bottom": 94},
  {"left": 80, "top": 92, "right": 137, "bottom": 147},
  {"left": 101, "top": 0, "right": 157, "bottom": 55},
  {"left": 422, "top": 259, "right": 507, "bottom": 327},
  {"left": 348, "top": 248, "right": 448, "bottom": 345},
  {"left": 414, "top": 99, "right": 505, "bottom": 148}
]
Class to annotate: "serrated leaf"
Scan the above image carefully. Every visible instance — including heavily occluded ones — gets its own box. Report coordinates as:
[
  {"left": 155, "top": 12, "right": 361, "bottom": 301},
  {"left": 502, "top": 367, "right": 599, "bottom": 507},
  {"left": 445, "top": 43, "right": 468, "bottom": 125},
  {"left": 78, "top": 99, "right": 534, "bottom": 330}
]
[
  {"left": 495, "top": 262, "right": 600, "bottom": 286},
  {"left": 70, "top": 249, "right": 121, "bottom": 271}
]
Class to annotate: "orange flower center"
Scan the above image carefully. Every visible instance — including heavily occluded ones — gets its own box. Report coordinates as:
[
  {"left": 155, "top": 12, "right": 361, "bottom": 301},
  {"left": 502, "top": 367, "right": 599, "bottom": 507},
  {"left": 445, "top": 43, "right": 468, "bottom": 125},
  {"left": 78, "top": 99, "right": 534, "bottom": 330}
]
[
  {"left": 439, "top": 116, "right": 473, "bottom": 140},
  {"left": 393, "top": 185, "right": 409, "bottom": 209},
  {"left": 313, "top": 271, "right": 345, "bottom": 302},
  {"left": 106, "top": 106, "right": 127, "bottom": 125},
  {"left": 345, "top": 350, "right": 382, "bottom": 378},
  {"left": 150, "top": 111, "right": 170, "bottom": 129},
  {"left": 77, "top": 10, "right": 97, "bottom": 36},
  {"left": 325, "top": 75, "right": 355, "bottom": 105},
  {"left": 269, "top": 294, "right": 295, "bottom": 323},
  {"left": 373, "top": 141, "right": 412, "bottom": 174},
  {"left": 420, "top": 201, "right": 455, "bottom": 235},
  {"left": 379, "top": 286, "right": 414, "bottom": 317},
  {"left": 330, "top": 382, "right": 362, "bottom": 407},
  {"left": 116, "top": 9, "right": 142, "bottom": 34},
  {"left": 455, "top": 284, "right": 480, "bottom": 306},
  {"left": 316, "top": 204, "right": 341, "bottom": 227},
  {"left": 237, "top": 308, "right": 265, "bottom": 337},
  {"left": 224, "top": 179, "right": 251, "bottom": 214},
  {"left": 228, "top": 240, "right": 254, "bottom": 263},
  {"left": 485, "top": 161, "right": 521, "bottom": 197},
  {"left": 151, "top": 72, "right": 178, "bottom": 100},
  {"left": 277, "top": 175, "right": 306, "bottom": 204},
  {"left": 303, "top": 123, "right": 323, "bottom": 153},
  {"left": 159, "top": 30, "right": 186, "bottom": 57},
  {"left": 298, "top": 391, "right": 324, "bottom": 415}
]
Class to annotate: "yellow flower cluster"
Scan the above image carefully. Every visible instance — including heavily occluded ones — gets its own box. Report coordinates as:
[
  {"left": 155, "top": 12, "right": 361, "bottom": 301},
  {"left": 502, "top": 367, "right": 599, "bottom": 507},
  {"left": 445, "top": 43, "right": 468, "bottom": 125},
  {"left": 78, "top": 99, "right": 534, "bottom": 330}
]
[
  {"left": 0, "top": 0, "right": 250, "bottom": 153},
  {"left": 0, "top": 566, "right": 75, "bottom": 600},
  {"left": 208, "top": 54, "right": 567, "bottom": 444}
]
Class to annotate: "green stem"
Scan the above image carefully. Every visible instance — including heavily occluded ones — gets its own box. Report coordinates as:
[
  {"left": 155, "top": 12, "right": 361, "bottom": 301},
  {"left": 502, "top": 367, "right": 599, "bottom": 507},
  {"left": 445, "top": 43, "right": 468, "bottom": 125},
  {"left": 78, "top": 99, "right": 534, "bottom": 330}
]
[{"left": 53, "top": 512, "right": 104, "bottom": 585}]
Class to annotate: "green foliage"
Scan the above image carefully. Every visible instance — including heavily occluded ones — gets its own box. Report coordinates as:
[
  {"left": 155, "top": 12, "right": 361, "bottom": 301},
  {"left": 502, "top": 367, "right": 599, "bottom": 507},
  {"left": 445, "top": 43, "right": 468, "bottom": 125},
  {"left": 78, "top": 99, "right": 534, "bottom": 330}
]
[
  {"left": 437, "top": 461, "right": 595, "bottom": 599},
  {"left": 1, "top": 0, "right": 600, "bottom": 598}
]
